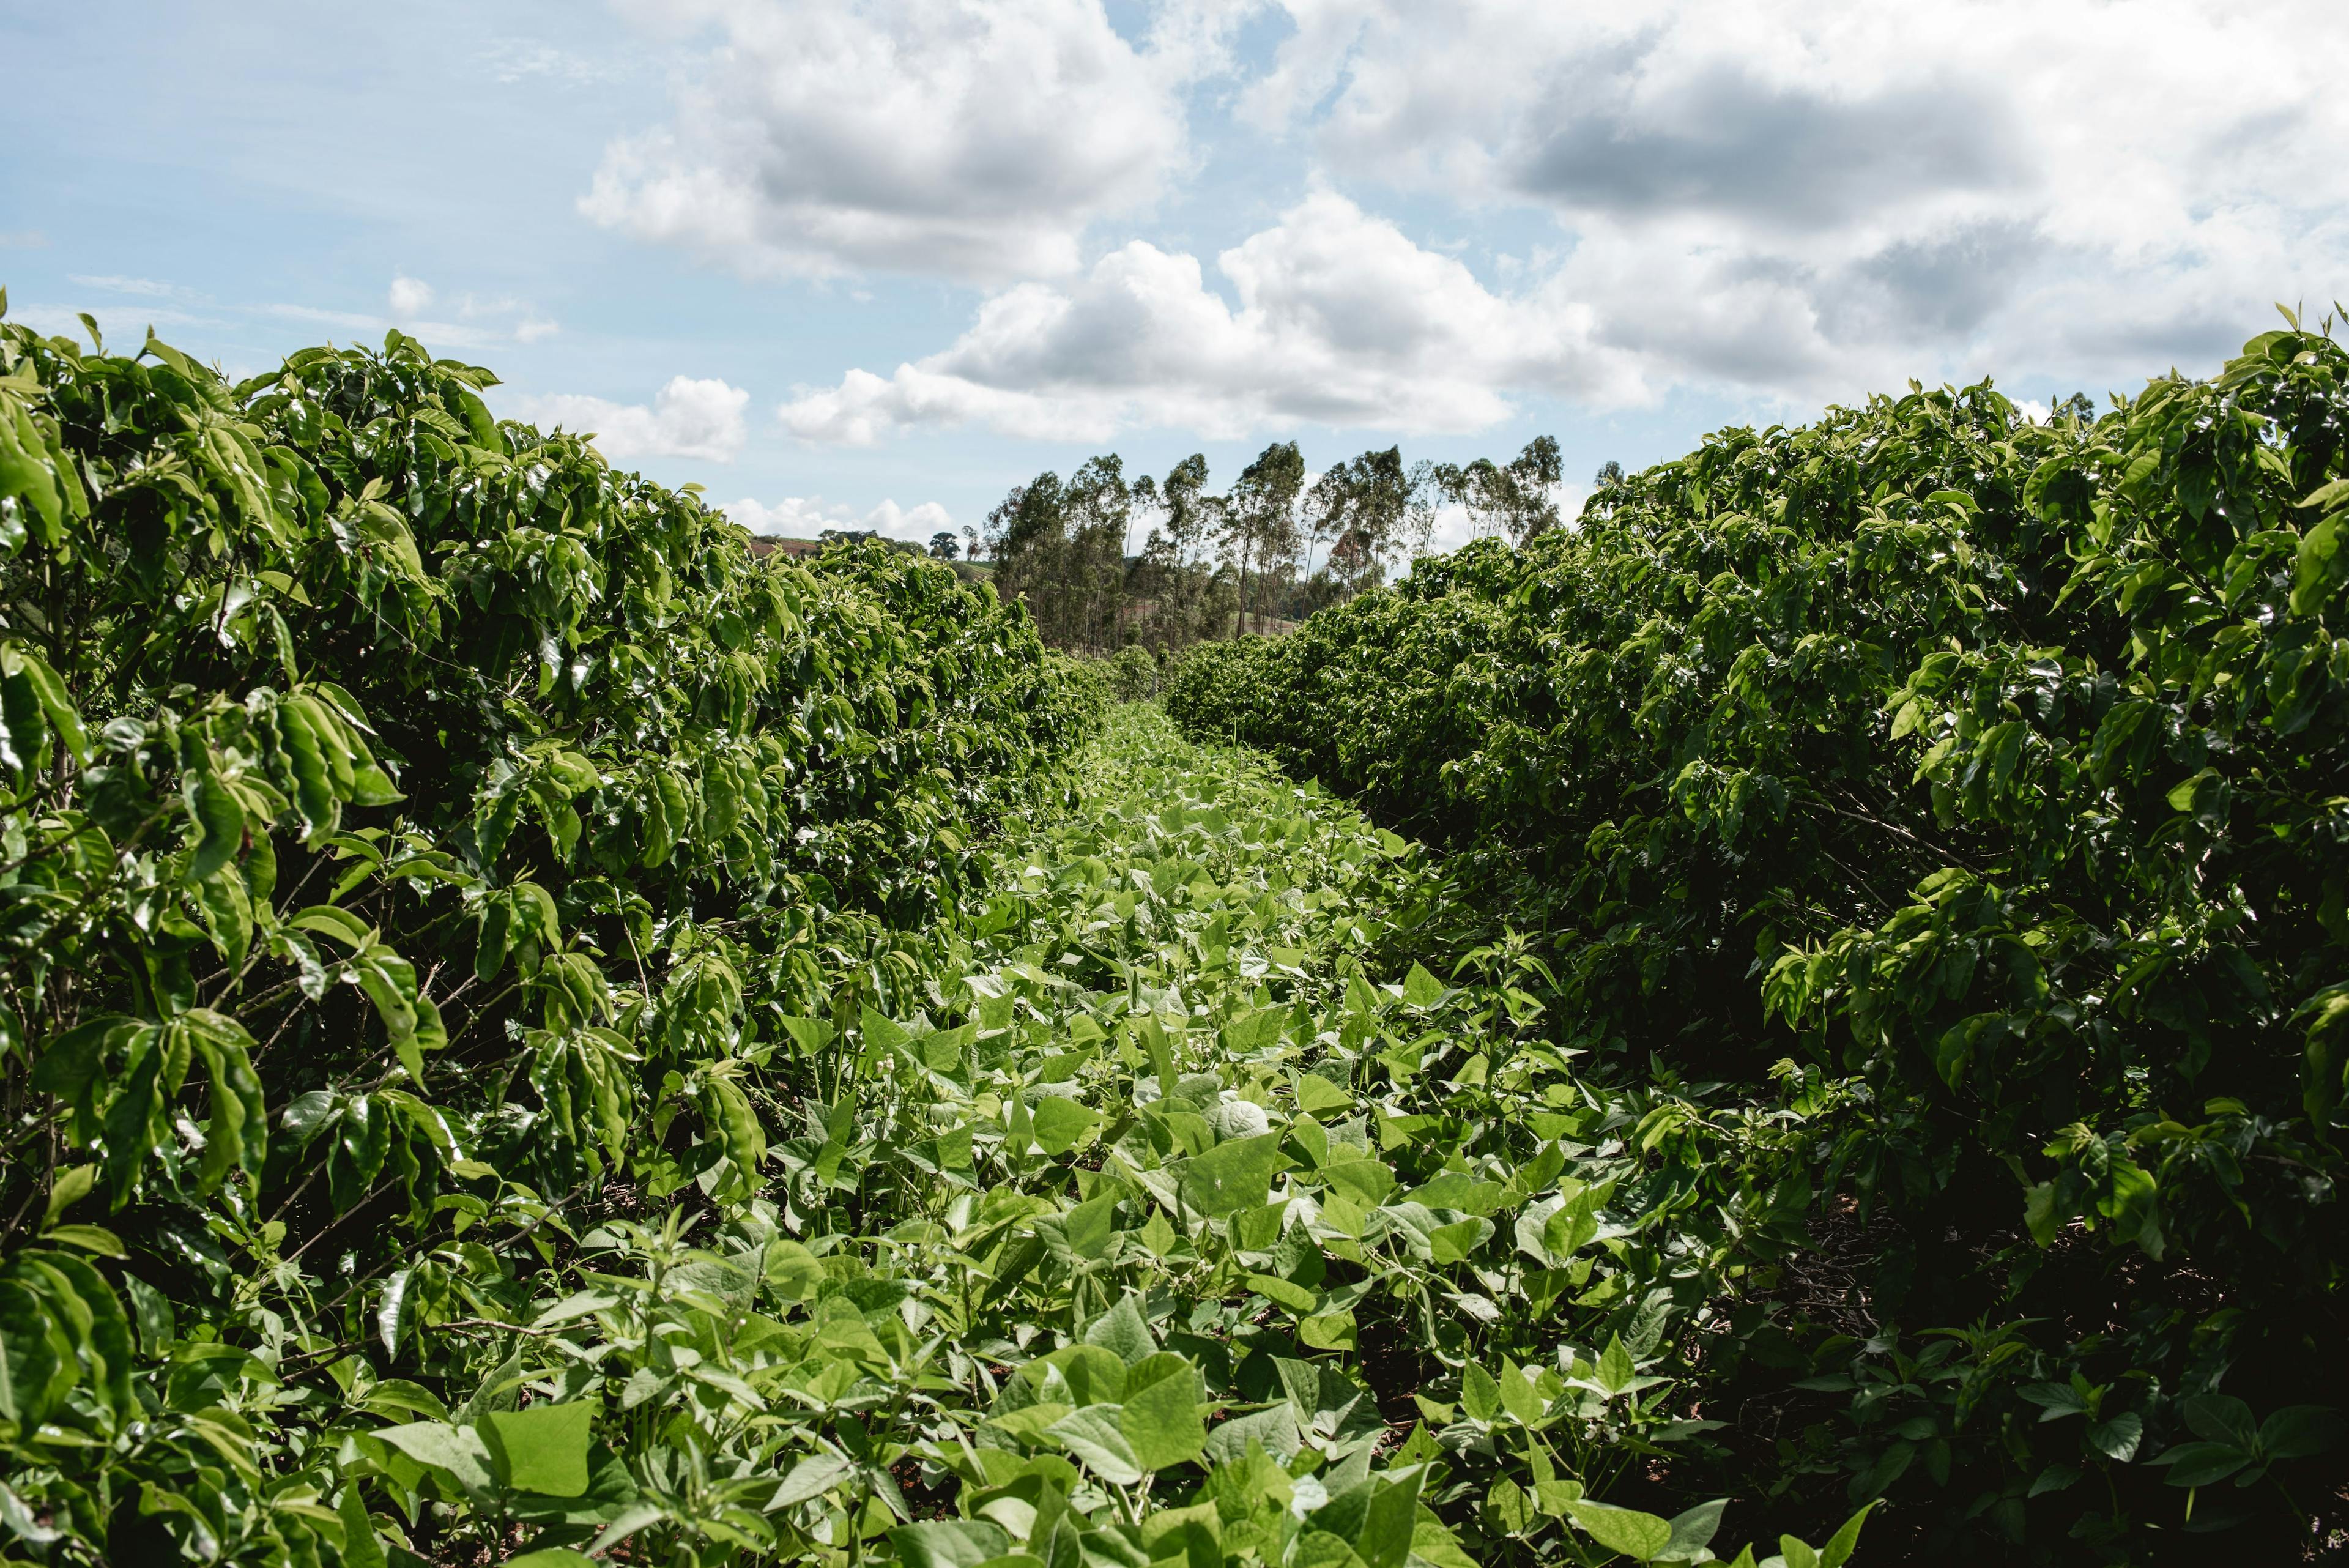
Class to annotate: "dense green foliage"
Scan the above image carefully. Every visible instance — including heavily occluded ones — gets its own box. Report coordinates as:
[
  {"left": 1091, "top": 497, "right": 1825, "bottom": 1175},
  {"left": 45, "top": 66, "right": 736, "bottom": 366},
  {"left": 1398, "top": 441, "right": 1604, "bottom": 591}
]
[
  {"left": 0, "top": 306, "right": 1874, "bottom": 1568},
  {"left": 1167, "top": 321, "right": 2349, "bottom": 1558},
  {"left": 0, "top": 309, "right": 1098, "bottom": 1563}
]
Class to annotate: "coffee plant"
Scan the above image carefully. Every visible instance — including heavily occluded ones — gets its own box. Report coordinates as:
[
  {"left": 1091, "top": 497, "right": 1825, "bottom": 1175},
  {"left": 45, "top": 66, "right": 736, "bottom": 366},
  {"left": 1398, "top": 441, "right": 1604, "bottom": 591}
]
[
  {"left": 0, "top": 305, "right": 1097, "bottom": 1562},
  {"left": 1167, "top": 316, "right": 2349, "bottom": 1559}
]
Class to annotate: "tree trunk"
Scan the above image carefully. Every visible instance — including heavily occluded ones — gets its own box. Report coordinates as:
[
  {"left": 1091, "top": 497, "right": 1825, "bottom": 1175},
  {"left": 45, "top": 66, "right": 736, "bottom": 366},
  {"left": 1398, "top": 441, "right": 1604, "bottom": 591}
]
[{"left": 1234, "top": 537, "right": 1250, "bottom": 639}]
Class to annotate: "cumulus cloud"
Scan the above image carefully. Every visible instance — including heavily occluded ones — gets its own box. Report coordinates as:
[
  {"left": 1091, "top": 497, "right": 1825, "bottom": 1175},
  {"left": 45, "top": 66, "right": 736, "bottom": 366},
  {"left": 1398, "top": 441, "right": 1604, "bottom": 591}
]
[
  {"left": 721, "top": 493, "right": 956, "bottom": 542},
  {"left": 582, "top": 0, "right": 1203, "bottom": 283},
  {"left": 779, "top": 191, "right": 1636, "bottom": 443},
  {"left": 762, "top": 1, "right": 2349, "bottom": 443},
  {"left": 387, "top": 275, "right": 436, "bottom": 318},
  {"left": 1238, "top": 0, "right": 2349, "bottom": 401},
  {"left": 517, "top": 376, "right": 751, "bottom": 463}
]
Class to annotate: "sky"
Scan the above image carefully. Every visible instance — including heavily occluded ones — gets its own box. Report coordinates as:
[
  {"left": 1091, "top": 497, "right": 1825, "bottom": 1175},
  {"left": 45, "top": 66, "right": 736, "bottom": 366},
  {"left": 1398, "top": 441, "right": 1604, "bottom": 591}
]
[{"left": 5, "top": 0, "right": 2347, "bottom": 554}]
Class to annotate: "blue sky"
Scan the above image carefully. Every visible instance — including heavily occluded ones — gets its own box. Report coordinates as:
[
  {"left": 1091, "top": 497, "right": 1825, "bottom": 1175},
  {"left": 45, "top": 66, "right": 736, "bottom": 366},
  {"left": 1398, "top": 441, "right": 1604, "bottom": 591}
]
[{"left": 6, "top": 0, "right": 2344, "bottom": 552}]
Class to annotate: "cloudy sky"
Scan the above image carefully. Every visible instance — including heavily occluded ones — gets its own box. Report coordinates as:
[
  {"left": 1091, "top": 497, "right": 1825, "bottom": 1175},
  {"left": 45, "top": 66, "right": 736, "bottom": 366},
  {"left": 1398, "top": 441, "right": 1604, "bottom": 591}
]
[{"left": 5, "top": 0, "right": 2343, "bottom": 549}]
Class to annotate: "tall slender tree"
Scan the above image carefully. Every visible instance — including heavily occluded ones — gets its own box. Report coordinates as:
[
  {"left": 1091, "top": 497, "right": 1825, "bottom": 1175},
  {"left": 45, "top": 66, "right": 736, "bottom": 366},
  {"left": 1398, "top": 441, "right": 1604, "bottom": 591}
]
[
  {"left": 1304, "top": 445, "right": 1438, "bottom": 602},
  {"left": 1223, "top": 440, "right": 1304, "bottom": 636},
  {"left": 984, "top": 458, "right": 1134, "bottom": 650},
  {"left": 1433, "top": 435, "right": 1564, "bottom": 543}
]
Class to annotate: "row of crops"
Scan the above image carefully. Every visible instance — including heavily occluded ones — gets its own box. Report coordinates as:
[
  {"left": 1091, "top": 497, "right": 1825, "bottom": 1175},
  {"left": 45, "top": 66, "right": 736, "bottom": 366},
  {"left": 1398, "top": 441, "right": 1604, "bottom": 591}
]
[
  {"left": 0, "top": 305, "right": 1878, "bottom": 1568},
  {"left": 11, "top": 289, "right": 2343, "bottom": 1566},
  {"left": 1164, "top": 319, "right": 2349, "bottom": 1559},
  {"left": 0, "top": 308, "right": 1117, "bottom": 1562}
]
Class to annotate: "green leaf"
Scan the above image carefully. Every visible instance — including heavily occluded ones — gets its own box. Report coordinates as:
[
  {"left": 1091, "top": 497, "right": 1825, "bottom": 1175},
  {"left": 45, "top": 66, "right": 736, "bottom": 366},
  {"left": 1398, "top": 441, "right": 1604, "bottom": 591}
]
[
  {"left": 1041, "top": 1343, "right": 1127, "bottom": 1406},
  {"left": 1357, "top": 1470, "right": 1422, "bottom": 1568},
  {"left": 1031, "top": 1094, "right": 1100, "bottom": 1157},
  {"left": 1121, "top": 1356, "right": 1206, "bottom": 1471},
  {"left": 2295, "top": 510, "right": 2348, "bottom": 615},
  {"left": 122, "top": 1274, "right": 174, "bottom": 1354},
  {"left": 769, "top": 1453, "right": 855, "bottom": 1509},
  {"left": 1294, "top": 1072, "right": 1353, "bottom": 1115},
  {"left": 889, "top": 1523, "right": 1015, "bottom": 1568},
  {"left": 2017, "top": 1381, "right": 2089, "bottom": 1422},
  {"left": 1048, "top": 1406, "right": 1145, "bottom": 1485},
  {"left": 1299, "top": 1311, "right": 1357, "bottom": 1351},
  {"left": 2087, "top": 1411, "right": 2143, "bottom": 1461},
  {"left": 1401, "top": 962, "right": 1446, "bottom": 1009},
  {"left": 338, "top": 1482, "right": 388, "bottom": 1568},
  {"left": 1816, "top": 1502, "right": 1876, "bottom": 1568},
  {"left": 1429, "top": 1217, "right": 1486, "bottom": 1265},
  {"left": 1177, "top": 1132, "right": 1283, "bottom": 1217},
  {"left": 1083, "top": 1294, "right": 1157, "bottom": 1365},
  {"left": 193, "top": 865, "right": 254, "bottom": 967},
  {"left": 1496, "top": 1362, "right": 1544, "bottom": 1425},
  {"left": 2165, "top": 767, "right": 2221, "bottom": 814},
  {"left": 42, "top": 1225, "right": 126, "bottom": 1258},
  {"left": 40, "top": 1165, "right": 94, "bottom": 1228},
  {"left": 378, "top": 1267, "right": 415, "bottom": 1357},
  {"left": 1245, "top": 1272, "right": 1318, "bottom": 1312},
  {"left": 2150, "top": 1441, "right": 2250, "bottom": 1488},
  {"left": 1595, "top": 1335, "right": 1636, "bottom": 1396},
  {"left": 2259, "top": 1405, "right": 2345, "bottom": 1460},
  {"left": 186, "top": 764, "right": 248, "bottom": 884},
  {"left": 481, "top": 1401, "right": 595, "bottom": 1496},
  {"left": 1320, "top": 1158, "right": 1393, "bottom": 1208},
  {"left": 373, "top": 1420, "right": 495, "bottom": 1493},
  {"left": 1461, "top": 1362, "right": 1501, "bottom": 1422},
  {"left": 1065, "top": 1191, "right": 1118, "bottom": 1260},
  {"left": 9, "top": 648, "right": 84, "bottom": 764},
  {"left": 1655, "top": 1499, "right": 1727, "bottom": 1563},
  {"left": 2183, "top": 1393, "right": 2258, "bottom": 1451},
  {"left": 1565, "top": 1499, "right": 1672, "bottom": 1562}
]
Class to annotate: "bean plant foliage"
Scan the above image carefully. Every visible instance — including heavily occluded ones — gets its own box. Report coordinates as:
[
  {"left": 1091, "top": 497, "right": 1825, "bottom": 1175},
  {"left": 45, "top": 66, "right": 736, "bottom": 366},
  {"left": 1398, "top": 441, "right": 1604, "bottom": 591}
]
[{"left": 1165, "top": 314, "right": 2349, "bottom": 1559}]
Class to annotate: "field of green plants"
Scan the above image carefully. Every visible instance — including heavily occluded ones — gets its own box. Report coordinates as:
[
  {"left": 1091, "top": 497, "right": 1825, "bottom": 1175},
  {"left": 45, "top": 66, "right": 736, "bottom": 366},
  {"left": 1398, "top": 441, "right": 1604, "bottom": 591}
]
[
  {"left": 0, "top": 302, "right": 1888, "bottom": 1568},
  {"left": 6, "top": 292, "right": 2347, "bottom": 1567},
  {"left": 1167, "top": 318, "right": 2349, "bottom": 1559}
]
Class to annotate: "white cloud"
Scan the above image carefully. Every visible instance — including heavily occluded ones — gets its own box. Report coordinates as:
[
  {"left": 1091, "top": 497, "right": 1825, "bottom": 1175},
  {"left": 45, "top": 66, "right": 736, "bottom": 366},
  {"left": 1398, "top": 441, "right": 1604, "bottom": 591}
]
[
  {"left": 722, "top": 493, "right": 957, "bottom": 543},
  {"left": 480, "top": 40, "right": 626, "bottom": 86},
  {"left": 11, "top": 303, "right": 217, "bottom": 343},
  {"left": 771, "top": 0, "right": 2349, "bottom": 446},
  {"left": 516, "top": 376, "right": 752, "bottom": 463},
  {"left": 387, "top": 275, "right": 435, "bottom": 318},
  {"left": 265, "top": 278, "right": 560, "bottom": 351},
  {"left": 582, "top": 0, "right": 1201, "bottom": 283},
  {"left": 70, "top": 274, "right": 202, "bottom": 300},
  {"left": 779, "top": 191, "right": 1636, "bottom": 444},
  {"left": 1237, "top": 0, "right": 2349, "bottom": 401}
]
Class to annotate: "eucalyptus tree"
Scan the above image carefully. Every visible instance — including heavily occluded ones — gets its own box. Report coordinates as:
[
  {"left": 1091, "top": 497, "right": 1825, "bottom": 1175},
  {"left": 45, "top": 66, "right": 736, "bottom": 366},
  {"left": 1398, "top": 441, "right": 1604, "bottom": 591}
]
[
  {"left": 1059, "top": 453, "right": 1134, "bottom": 648},
  {"left": 1304, "top": 445, "right": 1440, "bottom": 601},
  {"left": 1435, "top": 434, "right": 1565, "bottom": 542},
  {"left": 1222, "top": 440, "right": 1304, "bottom": 636}
]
